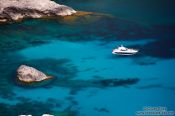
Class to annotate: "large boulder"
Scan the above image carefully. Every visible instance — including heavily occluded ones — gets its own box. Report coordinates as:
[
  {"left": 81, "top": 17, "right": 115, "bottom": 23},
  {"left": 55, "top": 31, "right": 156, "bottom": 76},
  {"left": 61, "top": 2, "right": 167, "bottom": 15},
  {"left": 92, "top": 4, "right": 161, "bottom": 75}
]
[
  {"left": 17, "top": 65, "right": 52, "bottom": 83},
  {"left": 0, "top": 0, "right": 76, "bottom": 23}
]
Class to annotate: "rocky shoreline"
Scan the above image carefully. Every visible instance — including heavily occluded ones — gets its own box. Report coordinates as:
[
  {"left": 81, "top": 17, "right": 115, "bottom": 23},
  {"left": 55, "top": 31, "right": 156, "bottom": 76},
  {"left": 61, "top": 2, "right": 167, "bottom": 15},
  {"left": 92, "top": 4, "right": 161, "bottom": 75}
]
[{"left": 0, "top": 0, "right": 76, "bottom": 23}]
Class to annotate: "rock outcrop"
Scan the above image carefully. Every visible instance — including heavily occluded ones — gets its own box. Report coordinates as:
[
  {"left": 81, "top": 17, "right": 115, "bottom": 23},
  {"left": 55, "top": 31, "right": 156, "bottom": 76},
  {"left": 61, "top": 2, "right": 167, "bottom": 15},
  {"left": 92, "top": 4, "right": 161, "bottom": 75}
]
[
  {"left": 17, "top": 65, "right": 52, "bottom": 83},
  {"left": 0, "top": 0, "right": 76, "bottom": 23}
]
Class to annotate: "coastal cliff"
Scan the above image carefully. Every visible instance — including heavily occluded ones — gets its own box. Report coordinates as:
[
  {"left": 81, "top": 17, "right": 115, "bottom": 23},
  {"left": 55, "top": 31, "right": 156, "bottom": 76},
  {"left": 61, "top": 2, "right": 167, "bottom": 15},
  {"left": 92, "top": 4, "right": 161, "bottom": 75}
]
[{"left": 0, "top": 0, "right": 76, "bottom": 23}]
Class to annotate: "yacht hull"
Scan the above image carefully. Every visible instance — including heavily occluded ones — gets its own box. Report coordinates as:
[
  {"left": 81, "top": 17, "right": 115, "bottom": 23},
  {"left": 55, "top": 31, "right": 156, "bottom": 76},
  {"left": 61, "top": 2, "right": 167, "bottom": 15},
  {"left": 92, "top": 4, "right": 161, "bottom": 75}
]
[
  {"left": 112, "top": 51, "right": 138, "bottom": 55},
  {"left": 112, "top": 45, "right": 138, "bottom": 55}
]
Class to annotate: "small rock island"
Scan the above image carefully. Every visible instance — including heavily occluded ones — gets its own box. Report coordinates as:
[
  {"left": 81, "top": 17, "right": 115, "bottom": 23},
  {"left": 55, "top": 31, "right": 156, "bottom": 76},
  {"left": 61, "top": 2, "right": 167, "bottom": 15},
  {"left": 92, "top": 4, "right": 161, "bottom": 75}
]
[
  {"left": 0, "top": 0, "right": 76, "bottom": 23},
  {"left": 17, "top": 65, "right": 53, "bottom": 83}
]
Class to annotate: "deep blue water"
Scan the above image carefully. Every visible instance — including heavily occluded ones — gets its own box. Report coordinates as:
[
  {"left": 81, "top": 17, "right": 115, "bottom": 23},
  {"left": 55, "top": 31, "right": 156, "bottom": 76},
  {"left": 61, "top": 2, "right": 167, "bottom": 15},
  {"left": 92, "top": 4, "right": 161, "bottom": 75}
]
[{"left": 0, "top": 0, "right": 175, "bottom": 116}]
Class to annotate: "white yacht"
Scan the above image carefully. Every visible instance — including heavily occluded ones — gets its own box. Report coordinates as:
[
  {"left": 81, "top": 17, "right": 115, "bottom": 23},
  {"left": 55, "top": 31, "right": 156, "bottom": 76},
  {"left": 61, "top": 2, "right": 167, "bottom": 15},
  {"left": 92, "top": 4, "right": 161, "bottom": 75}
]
[{"left": 112, "top": 45, "right": 138, "bottom": 55}]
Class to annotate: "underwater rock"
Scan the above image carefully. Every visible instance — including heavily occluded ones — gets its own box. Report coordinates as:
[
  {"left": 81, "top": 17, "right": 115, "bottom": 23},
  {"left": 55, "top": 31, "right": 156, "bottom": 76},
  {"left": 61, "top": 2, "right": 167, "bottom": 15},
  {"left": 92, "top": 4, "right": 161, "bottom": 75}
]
[
  {"left": 58, "top": 11, "right": 114, "bottom": 25},
  {"left": 94, "top": 107, "right": 110, "bottom": 113},
  {"left": 0, "top": 101, "right": 53, "bottom": 116},
  {"left": 17, "top": 65, "right": 53, "bottom": 83},
  {"left": 0, "top": 0, "right": 76, "bottom": 23},
  {"left": 51, "top": 111, "right": 77, "bottom": 116}
]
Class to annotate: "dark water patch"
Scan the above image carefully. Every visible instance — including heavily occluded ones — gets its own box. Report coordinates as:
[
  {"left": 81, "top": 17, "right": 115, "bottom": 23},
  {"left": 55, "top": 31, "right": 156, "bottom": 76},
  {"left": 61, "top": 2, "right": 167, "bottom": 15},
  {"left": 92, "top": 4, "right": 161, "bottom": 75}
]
[
  {"left": 0, "top": 19, "right": 60, "bottom": 36},
  {"left": 80, "top": 67, "right": 95, "bottom": 72},
  {"left": 83, "top": 18, "right": 160, "bottom": 42},
  {"left": 93, "top": 75, "right": 104, "bottom": 79},
  {"left": 0, "top": 19, "right": 63, "bottom": 53},
  {"left": 129, "top": 38, "right": 175, "bottom": 59},
  {"left": 164, "top": 86, "right": 175, "bottom": 91},
  {"left": 55, "top": 78, "right": 140, "bottom": 90},
  {"left": 65, "top": 96, "right": 79, "bottom": 109},
  {"left": 101, "top": 68, "right": 108, "bottom": 70},
  {"left": 94, "top": 107, "right": 110, "bottom": 113},
  {"left": 97, "top": 41, "right": 109, "bottom": 46},
  {"left": 56, "top": 0, "right": 175, "bottom": 25},
  {"left": 29, "top": 40, "right": 49, "bottom": 45},
  {"left": 0, "top": 26, "right": 51, "bottom": 53},
  {"left": 152, "top": 25, "right": 175, "bottom": 38},
  {"left": 47, "top": 98, "right": 63, "bottom": 108},
  {"left": 69, "top": 88, "right": 82, "bottom": 95},
  {"left": 65, "top": 97, "right": 80, "bottom": 108},
  {"left": 38, "top": 77, "right": 140, "bottom": 96},
  {"left": 15, "top": 96, "right": 31, "bottom": 103},
  {"left": 0, "top": 100, "right": 77, "bottom": 116},
  {"left": 94, "top": 78, "right": 139, "bottom": 88},
  {"left": 0, "top": 53, "right": 25, "bottom": 99},
  {"left": 80, "top": 68, "right": 108, "bottom": 73},
  {"left": 54, "top": 17, "right": 154, "bottom": 42},
  {"left": 0, "top": 101, "right": 53, "bottom": 116},
  {"left": 70, "top": 99, "right": 79, "bottom": 106},
  {"left": 66, "top": 96, "right": 74, "bottom": 101},
  {"left": 133, "top": 60, "right": 156, "bottom": 66},
  {"left": 144, "top": 77, "right": 159, "bottom": 81},
  {"left": 137, "top": 84, "right": 175, "bottom": 91}
]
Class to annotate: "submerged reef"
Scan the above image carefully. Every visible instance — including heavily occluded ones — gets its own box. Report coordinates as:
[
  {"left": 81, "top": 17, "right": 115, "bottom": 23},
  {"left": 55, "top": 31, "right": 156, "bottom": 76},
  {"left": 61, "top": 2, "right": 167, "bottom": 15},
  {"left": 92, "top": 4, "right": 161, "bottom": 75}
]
[
  {"left": 1, "top": 12, "right": 174, "bottom": 60},
  {"left": 0, "top": 53, "right": 140, "bottom": 99},
  {"left": 0, "top": 0, "right": 76, "bottom": 23},
  {"left": 57, "top": 11, "right": 114, "bottom": 25},
  {"left": 0, "top": 38, "right": 141, "bottom": 115},
  {"left": 54, "top": 78, "right": 139, "bottom": 89},
  {"left": 0, "top": 100, "right": 77, "bottom": 116},
  {"left": 15, "top": 58, "right": 139, "bottom": 89}
]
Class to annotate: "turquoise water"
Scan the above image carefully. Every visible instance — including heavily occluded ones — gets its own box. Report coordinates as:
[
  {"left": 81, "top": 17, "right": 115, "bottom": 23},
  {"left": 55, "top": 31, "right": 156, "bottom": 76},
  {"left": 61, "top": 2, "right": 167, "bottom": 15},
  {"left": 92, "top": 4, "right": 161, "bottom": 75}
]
[{"left": 0, "top": 0, "right": 175, "bottom": 116}]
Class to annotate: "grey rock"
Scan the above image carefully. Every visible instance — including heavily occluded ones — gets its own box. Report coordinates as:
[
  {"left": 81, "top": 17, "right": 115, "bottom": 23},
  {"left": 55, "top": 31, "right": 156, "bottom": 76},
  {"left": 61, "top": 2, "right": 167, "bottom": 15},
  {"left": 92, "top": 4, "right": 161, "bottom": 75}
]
[
  {"left": 17, "top": 65, "right": 52, "bottom": 83},
  {"left": 0, "top": 0, "right": 76, "bottom": 23}
]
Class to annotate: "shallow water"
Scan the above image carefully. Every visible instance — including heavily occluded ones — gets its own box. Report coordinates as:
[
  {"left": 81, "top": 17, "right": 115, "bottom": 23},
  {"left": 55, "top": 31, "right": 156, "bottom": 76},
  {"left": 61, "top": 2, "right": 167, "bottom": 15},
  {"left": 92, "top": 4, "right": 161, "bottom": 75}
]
[{"left": 0, "top": 0, "right": 175, "bottom": 116}]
